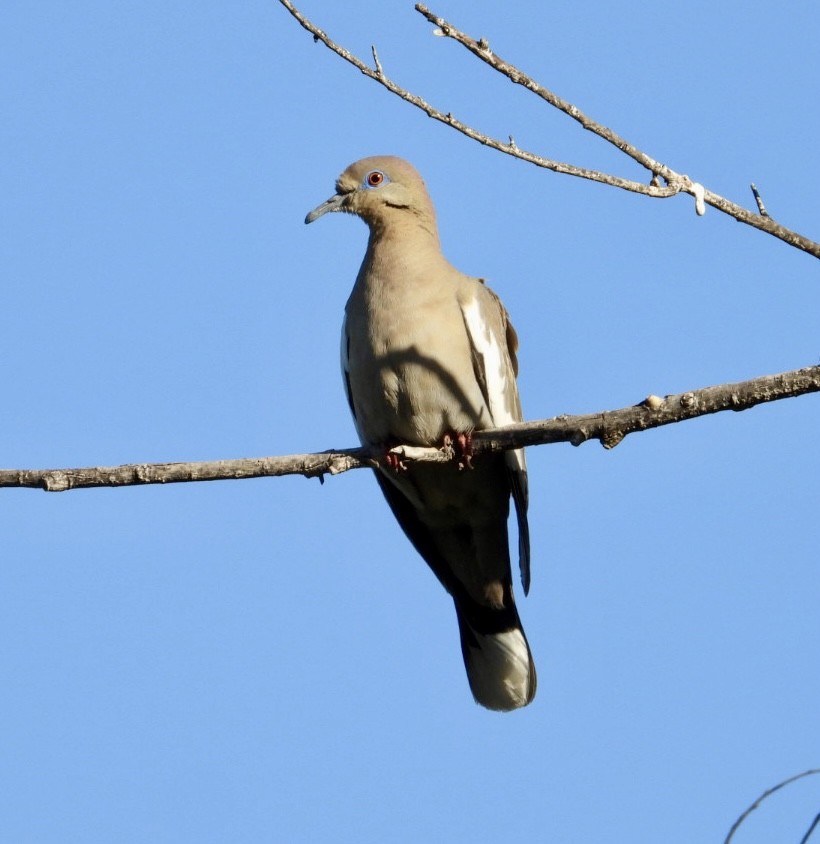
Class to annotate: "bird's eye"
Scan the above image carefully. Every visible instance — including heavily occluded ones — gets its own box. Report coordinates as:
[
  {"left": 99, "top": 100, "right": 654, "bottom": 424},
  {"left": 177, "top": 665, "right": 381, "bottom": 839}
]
[{"left": 364, "top": 170, "right": 385, "bottom": 188}]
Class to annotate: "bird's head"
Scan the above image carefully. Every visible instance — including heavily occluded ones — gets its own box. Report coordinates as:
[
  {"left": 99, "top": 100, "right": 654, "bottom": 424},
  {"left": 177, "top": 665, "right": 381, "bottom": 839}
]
[{"left": 305, "top": 156, "right": 437, "bottom": 236}]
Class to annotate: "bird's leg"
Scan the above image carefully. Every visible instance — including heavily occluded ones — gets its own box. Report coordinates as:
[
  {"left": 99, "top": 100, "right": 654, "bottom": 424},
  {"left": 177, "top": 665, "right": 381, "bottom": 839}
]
[{"left": 442, "top": 432, "right": 474, "bottom": 470}]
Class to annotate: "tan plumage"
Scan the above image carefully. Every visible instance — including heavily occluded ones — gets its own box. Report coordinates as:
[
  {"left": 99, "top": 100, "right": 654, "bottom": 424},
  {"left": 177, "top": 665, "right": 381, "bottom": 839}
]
[{"left": 306, "top": 156, "right": 535, "bottom": 711}]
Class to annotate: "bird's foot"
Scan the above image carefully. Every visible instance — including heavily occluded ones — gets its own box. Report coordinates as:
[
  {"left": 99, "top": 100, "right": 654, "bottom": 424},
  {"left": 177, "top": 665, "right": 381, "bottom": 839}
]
[
  {"left": 443, "top": 432, "right": 474, "bottom": 470},
  {"left": 384, "top": 450, "right": 407, "bottom": 473}
]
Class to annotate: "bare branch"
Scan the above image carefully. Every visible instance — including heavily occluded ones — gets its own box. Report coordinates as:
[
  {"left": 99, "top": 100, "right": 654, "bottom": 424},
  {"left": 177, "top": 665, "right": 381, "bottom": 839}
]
[
  {"left": 724, "top": 768, "right": 820, "bottom": 844},
  {"left": 415, "top": 3, "right": 670, "bottom": 178},
  {"left": 277, "top": 0, "right": 820, "bottom": 259},
  {"left": 277, "top": 0, "right": 679, "bottom": 198},
  {"left": 474, "top": 365, "right": 820, "bottom": 453},
  {"left": 3, "top": 365, "right": 818, "bottom": 493},
  {"left": 414, "top": 3, "right": 820, "bottom": 256}
]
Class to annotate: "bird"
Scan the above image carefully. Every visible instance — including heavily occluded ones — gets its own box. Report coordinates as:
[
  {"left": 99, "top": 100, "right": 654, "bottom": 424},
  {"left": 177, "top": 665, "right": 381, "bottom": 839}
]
[{"left": 305, "top": 156, "right": 535, "bottom": 711}]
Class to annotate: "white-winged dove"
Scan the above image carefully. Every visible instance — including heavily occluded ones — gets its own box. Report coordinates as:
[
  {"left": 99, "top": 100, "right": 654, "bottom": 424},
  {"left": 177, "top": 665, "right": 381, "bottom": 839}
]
[{"left": 306, "top": 156, "right": 535, "bottom": 711}]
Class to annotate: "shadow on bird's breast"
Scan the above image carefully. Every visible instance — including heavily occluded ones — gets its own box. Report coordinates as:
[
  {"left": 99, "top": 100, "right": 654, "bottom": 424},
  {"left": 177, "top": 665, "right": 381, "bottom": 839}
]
[{"left": 377, "top": 345, "right": 484, "bottom": 441}]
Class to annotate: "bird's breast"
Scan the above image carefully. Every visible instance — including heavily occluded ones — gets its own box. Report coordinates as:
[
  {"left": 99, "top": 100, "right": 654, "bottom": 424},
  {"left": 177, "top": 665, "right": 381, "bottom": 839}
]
[{"left": 344, "top": 273, "right": 489, "bottom": 446}]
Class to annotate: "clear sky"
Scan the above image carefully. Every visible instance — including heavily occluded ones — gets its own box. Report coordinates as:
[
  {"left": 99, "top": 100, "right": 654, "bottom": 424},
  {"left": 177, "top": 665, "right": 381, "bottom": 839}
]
[{"left": 2, "top": 1, "right": 819, "bottom": 842}]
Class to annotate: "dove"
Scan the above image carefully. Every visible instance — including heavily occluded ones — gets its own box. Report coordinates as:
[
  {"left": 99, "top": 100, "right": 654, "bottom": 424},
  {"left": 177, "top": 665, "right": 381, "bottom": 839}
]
[{"left": 306, "top": 156, "right": 535, "bottom": 710}]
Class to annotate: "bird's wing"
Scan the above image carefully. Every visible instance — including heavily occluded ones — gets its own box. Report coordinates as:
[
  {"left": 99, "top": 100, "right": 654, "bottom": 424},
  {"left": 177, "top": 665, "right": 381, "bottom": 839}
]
[{"left": 459, "top": 282, "right": 531, "bottom": 594}]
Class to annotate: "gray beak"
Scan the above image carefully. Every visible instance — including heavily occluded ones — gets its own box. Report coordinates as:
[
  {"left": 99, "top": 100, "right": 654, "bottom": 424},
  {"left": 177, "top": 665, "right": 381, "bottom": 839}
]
[{"left": 305, "top": 193, "right": 347, "bottom": 224}]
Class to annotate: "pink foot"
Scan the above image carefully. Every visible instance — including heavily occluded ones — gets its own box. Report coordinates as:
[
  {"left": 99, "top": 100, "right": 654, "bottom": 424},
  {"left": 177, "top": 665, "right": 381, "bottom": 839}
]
[{"left": 384, "top": 450, "right": 407, "bottom": 473}]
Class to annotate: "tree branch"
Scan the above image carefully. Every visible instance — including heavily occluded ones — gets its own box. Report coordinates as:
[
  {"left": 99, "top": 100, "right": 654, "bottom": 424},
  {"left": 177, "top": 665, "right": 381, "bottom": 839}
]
[
  {"left": 3, "top": 366, "right": 817, "bottom": 493},
  {"left": 277, "top": 0, "right": 820, "bottom": 259},
  {"left": 724, "top": 768, "right": 820, "bottom": 844}
]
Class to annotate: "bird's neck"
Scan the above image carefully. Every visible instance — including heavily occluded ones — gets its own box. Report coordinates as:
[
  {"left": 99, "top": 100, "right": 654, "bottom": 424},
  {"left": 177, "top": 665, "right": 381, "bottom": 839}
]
[
  {"left": 356, "top": 218, "right": 450, "bottom": 298},
  {"left": 366, "top": 214, "right": 441, "bottom": 256}
]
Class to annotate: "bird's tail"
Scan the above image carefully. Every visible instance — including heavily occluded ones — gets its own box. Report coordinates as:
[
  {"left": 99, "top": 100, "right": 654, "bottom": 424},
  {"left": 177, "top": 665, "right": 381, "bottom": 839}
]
[{"left": 455, "top": 597, "right": 536, "bottom": 711}]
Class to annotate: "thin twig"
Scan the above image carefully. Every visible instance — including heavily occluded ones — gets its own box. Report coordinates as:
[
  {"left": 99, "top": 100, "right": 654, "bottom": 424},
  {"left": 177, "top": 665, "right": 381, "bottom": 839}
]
[
  {"left": 800, "top": 813, "right": 820, "bottom": 844},
  {"left": 724, "top": 768, "right": 820, "bottom": 844},
  {"left": 277, "top": 0, "right": 820, "bottom": 259},
  {"left": 3, "top": 365, "right": 818, "bottom": 492},
  {"left": 751, "top": 182, "right": 770, "bottom": 217},
  {"left": 371, "top": 44, "right": 384, "bottom": 77}
]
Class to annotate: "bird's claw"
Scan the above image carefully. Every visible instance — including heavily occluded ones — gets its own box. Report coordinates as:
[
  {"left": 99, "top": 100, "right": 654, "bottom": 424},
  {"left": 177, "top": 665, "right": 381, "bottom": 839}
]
[
  {"left": 443, "top": 432, "right": 474, "bottom": 470},
  {"left": 384, "top": 450, "right": 407, "bottom": 472}
]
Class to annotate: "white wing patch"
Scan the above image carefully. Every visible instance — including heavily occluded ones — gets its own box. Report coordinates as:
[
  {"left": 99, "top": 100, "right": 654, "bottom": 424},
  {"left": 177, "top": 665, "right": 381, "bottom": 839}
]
[{"left": 461, "top": 297, "right": 518, "bottom": 427}]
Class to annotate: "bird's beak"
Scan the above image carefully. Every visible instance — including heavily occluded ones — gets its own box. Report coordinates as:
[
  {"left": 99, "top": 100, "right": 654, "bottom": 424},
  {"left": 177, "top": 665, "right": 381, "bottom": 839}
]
[{"left": 305, "top": 192, "right": 347, "bottom": 224}]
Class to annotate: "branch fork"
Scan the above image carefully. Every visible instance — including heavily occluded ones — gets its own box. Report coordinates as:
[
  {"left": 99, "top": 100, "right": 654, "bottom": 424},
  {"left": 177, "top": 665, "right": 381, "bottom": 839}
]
[{"left": 279, "top": 0, "right": 820, "bottom": 257}]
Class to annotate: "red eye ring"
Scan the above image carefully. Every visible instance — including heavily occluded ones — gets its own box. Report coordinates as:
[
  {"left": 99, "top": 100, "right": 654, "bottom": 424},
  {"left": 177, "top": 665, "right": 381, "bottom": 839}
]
[{"left": 366, "top": 170, "right": 384, "bottom": 187}]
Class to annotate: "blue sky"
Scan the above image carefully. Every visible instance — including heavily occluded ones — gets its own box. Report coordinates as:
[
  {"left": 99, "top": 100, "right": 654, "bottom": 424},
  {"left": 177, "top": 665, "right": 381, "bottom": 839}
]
[{"left": 2, "top": 1, "right": 819, "bottom": 841}]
